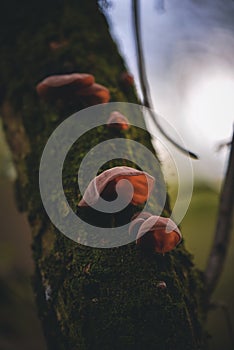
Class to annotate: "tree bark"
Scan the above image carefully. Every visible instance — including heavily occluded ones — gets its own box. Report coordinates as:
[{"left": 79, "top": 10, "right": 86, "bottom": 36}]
[{"left": 0, "top": 1, "right": 205, "bottom": 349}]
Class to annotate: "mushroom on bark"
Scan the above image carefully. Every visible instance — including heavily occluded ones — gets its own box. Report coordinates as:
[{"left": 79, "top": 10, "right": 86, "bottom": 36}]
[
  {"left": 120, "top": 72, "right": 134, "bottom": 88},
  {"left": 36, "top": 74, "right": 110, "bottom": 106},
  {"left": 107, "top": 111, "right": 130, "bottom": 130},
  {"left": 78, "top": 166, "right": 155, "bottom": 208},
  {"left": 36, "top": 73, "right": 95, "bottom": 101},
  {"left": 130, "top": 213, "right": 182, "bottom": 254}
]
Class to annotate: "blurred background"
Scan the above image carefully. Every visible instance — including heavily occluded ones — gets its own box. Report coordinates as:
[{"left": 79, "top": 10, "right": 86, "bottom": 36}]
[
  {"left": 0, "top": 0, "right": 233, "bottom": 349},
  {"left": 0, "top": 120, "right": 46, "bottom": 350}
]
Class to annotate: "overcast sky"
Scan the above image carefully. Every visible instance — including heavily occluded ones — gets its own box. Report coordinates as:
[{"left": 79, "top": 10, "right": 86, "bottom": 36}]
[{"left": 104, "top": 0, "right": 234, "bottom": 183}]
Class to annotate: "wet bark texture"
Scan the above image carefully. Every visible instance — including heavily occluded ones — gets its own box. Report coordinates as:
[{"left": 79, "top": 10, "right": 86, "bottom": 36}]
[{"left": 0, "top": 1, "right": 205, "bottom": 349}]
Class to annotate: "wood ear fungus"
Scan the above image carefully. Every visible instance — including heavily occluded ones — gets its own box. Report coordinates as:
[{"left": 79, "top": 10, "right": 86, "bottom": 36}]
[
  {"left": 36, "top": 73, "right": 94, "bottom": 100},
  {"left": 78, "top": 166, "right": 155, "bottom": 208},
  {"left": 107, "top": 111, "right": 130, "bottom": 130},
  {"left": 36, "top": 74, "right": 110, "bottom": 105},
  {"left": 129, "top": 213, "right": 182, "bottom": 254}
]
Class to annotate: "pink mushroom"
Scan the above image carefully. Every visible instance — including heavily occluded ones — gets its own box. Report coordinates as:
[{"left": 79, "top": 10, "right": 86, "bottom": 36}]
[
  {"left": 107, "top": 111, "right": 130, "bottom": 131},
  {"left": 120, "top": 72, "right": 134, "bottom": 87},
  {"left": 78, "top": 166, "right": 155, "bottom": 208},
  {"left": 135, "top": 215, "right": 182, "bottom": 254},
  {"left": 36, "top": 73, "right": 95, "bottom": 100}
]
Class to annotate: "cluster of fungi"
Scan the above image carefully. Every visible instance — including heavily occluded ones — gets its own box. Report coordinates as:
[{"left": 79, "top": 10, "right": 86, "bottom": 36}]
[
  {"left": 78, "top": 166, "right": 182, "bottom": 254},
  {"left": 36, "top": 72, "right": 182, "bottom": 254}
]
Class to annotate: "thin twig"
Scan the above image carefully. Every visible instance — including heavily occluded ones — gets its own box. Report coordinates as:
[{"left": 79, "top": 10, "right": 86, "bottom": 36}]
[
  {"left": 205, "top": 127, "right": 234, "bottom": 299},
  {"left": 132, "top": 0, "right": 198, "bottom": 159},
  {"left": 216, "top": 139, "right": 232, "bottom": 152}
]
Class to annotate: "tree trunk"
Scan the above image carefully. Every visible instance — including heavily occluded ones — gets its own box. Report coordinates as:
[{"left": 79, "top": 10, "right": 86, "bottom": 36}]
[{"left": 0, "top": 1, "right": 205, "bottom": 349}]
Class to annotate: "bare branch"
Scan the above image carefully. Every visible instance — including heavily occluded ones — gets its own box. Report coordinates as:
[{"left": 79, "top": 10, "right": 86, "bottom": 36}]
[
  {"left": 216, "top": 139, "right": 232, "bottom": 152},
  {"left": 205, "top": 127, "right": 234, "bottom": 299},
  {"left": 132, "top": 0, "right": 198, "bottom": 159}
]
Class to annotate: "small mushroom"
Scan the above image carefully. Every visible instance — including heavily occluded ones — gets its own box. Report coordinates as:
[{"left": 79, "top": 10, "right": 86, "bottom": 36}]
[
  {"left": 135, "top": 215, "right": 182, "bottom": 254},
  {"left": 75, "top": 83, "right": 110, "bottom": 105},
  {"left": 107, "top": 111, "right": 130, "bottom": 131},
  {"left": 36, "top": 73, "right": 95, "bottom": 101},
  {"left": 78, "top": 166, "right": 155, "bottom": 207},
  {"left": 120, "top": 72, "right": 134, "bottom": 88}
]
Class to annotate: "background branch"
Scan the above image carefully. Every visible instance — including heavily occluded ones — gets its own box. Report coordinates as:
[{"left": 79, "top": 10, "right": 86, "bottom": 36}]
[{"left": 205, "top": 127, "right": 234, "bottom": 300}]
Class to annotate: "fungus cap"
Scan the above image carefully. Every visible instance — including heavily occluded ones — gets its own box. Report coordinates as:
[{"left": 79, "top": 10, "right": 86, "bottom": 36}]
[
  {"left": 136, "top": 215, "right": 182, "bottom": 253},
  {"left": 107, "top": 111, "right": 130, "bottom": 130},
  {"left": 36, "top": 73, "right": 95, "bottom": 99},
  {"left": 121, "top": 72, "right": 134, "bottom": 86},
  {"left": 78, "top": 166, "right": 155, "bottom": 208}
]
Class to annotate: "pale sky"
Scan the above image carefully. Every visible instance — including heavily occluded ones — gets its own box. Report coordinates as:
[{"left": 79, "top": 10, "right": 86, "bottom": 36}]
[{"left": 104, "top": 0, "right": 234, "bottom": 183}]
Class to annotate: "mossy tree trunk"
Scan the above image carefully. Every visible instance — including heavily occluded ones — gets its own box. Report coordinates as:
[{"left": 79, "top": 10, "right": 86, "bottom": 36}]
[{"left": 1, "top": 1, "right": 205, "bottom": 349}]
